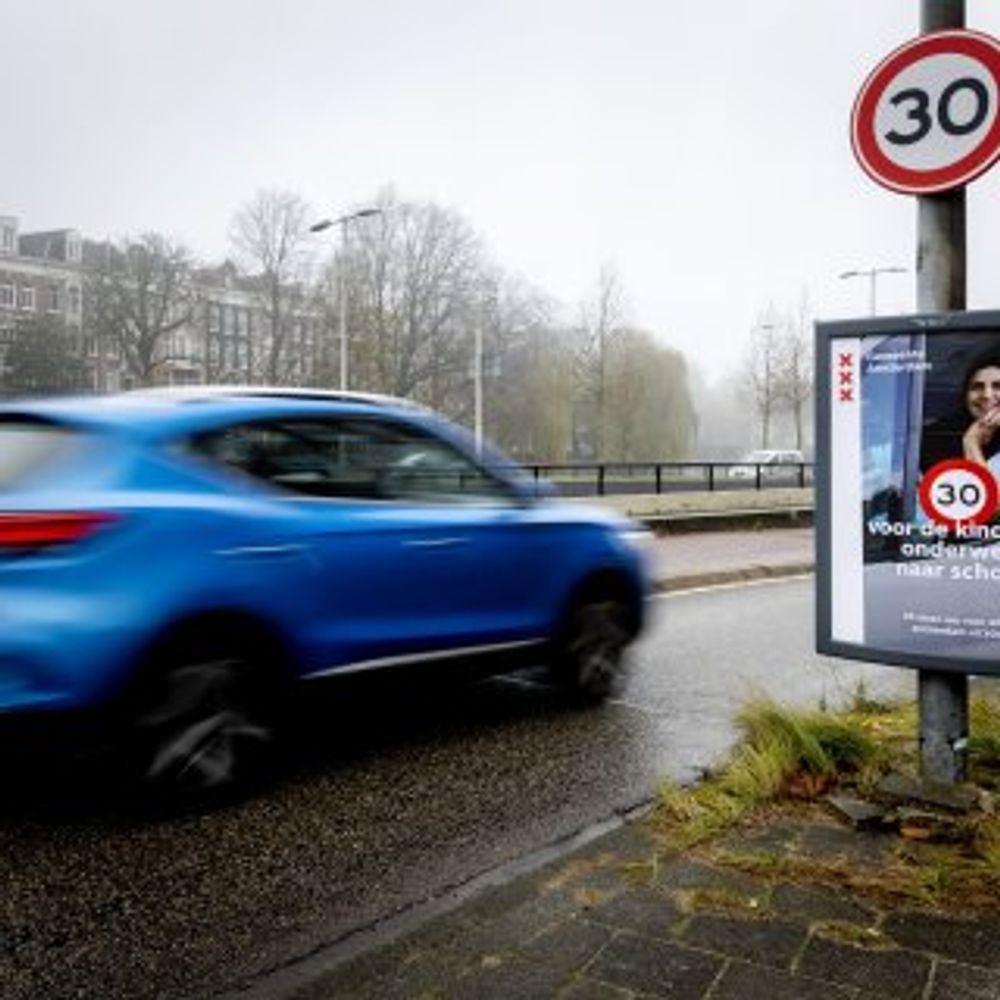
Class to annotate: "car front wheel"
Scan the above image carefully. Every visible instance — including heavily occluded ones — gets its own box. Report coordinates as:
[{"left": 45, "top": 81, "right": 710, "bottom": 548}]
[{"left": 552, "top": 594, "right": 632, "bottom": 702}]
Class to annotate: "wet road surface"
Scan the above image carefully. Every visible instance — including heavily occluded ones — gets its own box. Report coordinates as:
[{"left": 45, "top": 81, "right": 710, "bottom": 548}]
[{"left": 1, "top": 576, "right": 912, "bottom": 1000}]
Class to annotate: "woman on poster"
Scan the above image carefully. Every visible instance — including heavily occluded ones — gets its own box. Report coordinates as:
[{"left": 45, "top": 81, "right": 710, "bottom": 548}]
[{"left": 920, "top": 352, "right": 1000, "bottom": 478}]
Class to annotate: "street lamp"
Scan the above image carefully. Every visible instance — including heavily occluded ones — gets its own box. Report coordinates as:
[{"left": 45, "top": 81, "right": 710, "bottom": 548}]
[
  {"left": 310, "top": 208, "right": 382, "bottom": 390},
  {"left": 839, "top": 266, "right": 907, "bottom": 317}
]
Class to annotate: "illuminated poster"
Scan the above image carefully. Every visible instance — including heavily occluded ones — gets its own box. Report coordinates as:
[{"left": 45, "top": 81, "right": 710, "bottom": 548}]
[{"left": 817, "top": 311, "right": 1000, "bottom": 674}]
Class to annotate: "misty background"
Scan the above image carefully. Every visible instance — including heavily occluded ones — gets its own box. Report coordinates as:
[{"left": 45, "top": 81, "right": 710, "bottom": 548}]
[{"left": 5, "top": 0, "right": 1000, "bottom": 460}]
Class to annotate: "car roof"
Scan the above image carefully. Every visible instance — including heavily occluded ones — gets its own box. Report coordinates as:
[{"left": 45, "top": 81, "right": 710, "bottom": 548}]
[
  {"left": 0, "top": 386, "right": 431, "bottom": 439},
  {"left": 125, "top": 385, "right": 426, "bottom": 409}
]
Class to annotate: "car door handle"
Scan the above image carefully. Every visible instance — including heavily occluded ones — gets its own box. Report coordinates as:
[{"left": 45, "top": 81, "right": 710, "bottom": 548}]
[
  {"left": 214, "top": 543, "right": 308, "bottom": 560},
  {"left": 401, "top": 537, "right": 469, "bottom": 549}
]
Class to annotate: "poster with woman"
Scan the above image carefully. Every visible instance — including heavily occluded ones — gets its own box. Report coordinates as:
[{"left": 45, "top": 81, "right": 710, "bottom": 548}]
[{"left": 817, "top": 310, "right": 1000, "bottom": 675}]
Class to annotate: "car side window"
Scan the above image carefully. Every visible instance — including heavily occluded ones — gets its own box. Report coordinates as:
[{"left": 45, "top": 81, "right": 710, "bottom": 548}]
[
  {"left": 331, "top": 418, "right": 517, "bottom": 504},
  {"left": 187, "top": 417, "right": 516, "bottom": 504},
  {"left": 187, "top": 422, "right": 345, "bottom": 494}
]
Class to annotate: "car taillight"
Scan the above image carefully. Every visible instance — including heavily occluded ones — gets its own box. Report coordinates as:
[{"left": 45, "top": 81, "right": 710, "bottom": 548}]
[{"left": 0, "top": 512, "right": 121, "bottom": 551}]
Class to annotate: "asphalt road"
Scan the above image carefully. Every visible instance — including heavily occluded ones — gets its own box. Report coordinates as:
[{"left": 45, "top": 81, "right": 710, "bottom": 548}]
[{"left": 1, "top": 577, "right": 913, "bottom": 1000}]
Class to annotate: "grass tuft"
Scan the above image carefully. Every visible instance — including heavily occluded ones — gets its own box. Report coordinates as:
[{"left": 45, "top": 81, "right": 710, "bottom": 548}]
[
  {"left": 970, "top": 694, "right": 1000, "bottom": 788},
  {"left": 655, "top": 701, "right": 877, "bottom": 849},
  {"left": 651, "top": 692, "right": 1000, "bottom": 912}
]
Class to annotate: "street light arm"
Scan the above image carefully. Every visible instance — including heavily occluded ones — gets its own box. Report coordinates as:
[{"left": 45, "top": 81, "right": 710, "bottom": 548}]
[
  {"left": 839, "top": 264, "right": 908, "bottom": 316},
  {"left": 839, "top": 266, "right": 908, "bottom": 279},
  {"left": 309, "top": 207, "right": 383, "bottom": 234}
]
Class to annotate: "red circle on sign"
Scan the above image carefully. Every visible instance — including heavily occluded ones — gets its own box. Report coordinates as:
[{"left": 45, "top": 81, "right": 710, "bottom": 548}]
[
  {"left": 918, "top": 458, "right": 999, "bottom": 528},
  {"left": 851, "top": 30, "right": 1000, "bottom": 194}
]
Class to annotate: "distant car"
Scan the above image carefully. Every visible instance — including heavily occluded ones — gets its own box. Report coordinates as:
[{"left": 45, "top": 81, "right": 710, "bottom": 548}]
[
  {"left": 727, "top": 449, "right": 805, "bottom": 480},
  {"left": 0, "top": 388, "right": 651, "bottom": 800}
]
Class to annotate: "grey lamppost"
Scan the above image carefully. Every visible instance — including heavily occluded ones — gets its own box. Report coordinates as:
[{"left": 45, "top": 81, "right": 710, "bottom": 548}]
[
  {"left": 839, "top": 266, "right": 908, "bottom": 317},
  {"left": 310, "top": 208, "right": 382, "bottom": 390}
]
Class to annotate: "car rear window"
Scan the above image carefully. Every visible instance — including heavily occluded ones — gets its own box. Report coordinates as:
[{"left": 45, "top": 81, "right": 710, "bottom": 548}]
[{"left": 0, "top": 420, "right": 81, "bottom": 490}]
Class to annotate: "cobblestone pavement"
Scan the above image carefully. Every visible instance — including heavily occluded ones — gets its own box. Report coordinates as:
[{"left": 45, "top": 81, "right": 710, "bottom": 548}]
[{"left": 262, "top": 813, "right": 1000, "bottom": 1000}]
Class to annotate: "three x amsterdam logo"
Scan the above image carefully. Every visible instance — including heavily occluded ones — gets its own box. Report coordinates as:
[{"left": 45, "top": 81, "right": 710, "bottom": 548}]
[{"left": 837, "top": 352, "right": 855, "bottom": 402}]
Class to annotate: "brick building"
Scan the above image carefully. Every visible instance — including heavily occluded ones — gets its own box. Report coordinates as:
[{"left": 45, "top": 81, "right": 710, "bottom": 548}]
[
  {"left": 0, "top": 214, "right": 322, "bottom": 392},
  {"left": 0, "top": 215, "right": 86, "bottom": 383}
]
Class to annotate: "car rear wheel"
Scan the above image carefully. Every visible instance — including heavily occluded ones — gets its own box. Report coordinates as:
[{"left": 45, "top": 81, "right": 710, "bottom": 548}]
[
  {"left": 127, "top": 637, "right": 279, "bottom": 802},
  {"left": 553, "top": 594, "right": 632, "bottom": 702}
]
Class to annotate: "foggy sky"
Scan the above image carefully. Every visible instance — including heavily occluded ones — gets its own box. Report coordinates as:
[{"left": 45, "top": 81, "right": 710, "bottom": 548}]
[{"left": 5, "top": 0, "right": 1000, "bottom": 383}]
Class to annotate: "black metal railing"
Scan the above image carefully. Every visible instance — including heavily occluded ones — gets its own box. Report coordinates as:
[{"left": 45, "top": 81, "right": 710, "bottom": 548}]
[{"left": 512, "top": 461, "right": 814, "bottom": 497}]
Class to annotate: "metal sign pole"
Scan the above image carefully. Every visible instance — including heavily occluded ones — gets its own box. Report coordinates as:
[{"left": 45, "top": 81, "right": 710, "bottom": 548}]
[{"left": 917, "top": 0, "right": 969, "bottom": 784}]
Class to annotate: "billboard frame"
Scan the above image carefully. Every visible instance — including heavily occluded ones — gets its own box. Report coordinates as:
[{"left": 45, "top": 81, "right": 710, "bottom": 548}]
[{"left": 816, "top": 307, "right": 1000, "bottom": 676}]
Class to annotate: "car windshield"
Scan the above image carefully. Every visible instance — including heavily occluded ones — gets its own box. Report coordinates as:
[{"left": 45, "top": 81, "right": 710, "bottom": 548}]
[{"left": 0, "top": 419, "right": 81, "bottom": 491}]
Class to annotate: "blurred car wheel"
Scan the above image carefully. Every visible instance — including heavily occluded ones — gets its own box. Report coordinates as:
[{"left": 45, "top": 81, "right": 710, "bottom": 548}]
[
  {"left": 554, "top": 593, "right": 631, "bottom": 702},
  {"left": 127, "top": 635, "right": 279, "bottom": 802}
]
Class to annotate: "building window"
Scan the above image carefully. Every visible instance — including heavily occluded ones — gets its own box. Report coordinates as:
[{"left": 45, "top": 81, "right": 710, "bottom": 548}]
[
  {"left": 68, "top": 285, "right": 81, "bottom": 315},
  {"left": 67, "top": 236, "right": 81, "bottom": 262},
  {"left": 0, "top": 285, "right": 13, "bottom": 308},
  {"left": 48, "top": 286, "right": 63, "bottom": 313},
  {"left": 0, "top": 227, "right": 13, "bottom": 255},
  {"left": 18, "top": 286, "right": 35, "bottom": 311}
]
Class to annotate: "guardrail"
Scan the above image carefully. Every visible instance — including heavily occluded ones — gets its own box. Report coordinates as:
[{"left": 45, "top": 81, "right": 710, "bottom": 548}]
[{"left": 516, "top": 461, "right": 815, "bottom": 497}]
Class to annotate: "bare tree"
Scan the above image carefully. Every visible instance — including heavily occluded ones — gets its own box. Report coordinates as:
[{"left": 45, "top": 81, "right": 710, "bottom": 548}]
[
  {"left": 573, "top": 265, "right": 626, "bottom": 457},
  {"left": 85, "top": 233, "right": 197, "bottom": 387},
  {"left": 477, "top": 280, "right": 573, "bottom": 461},
  {"left": 777, "top": 294, "right": 814, "bottom": 452},
  {"left": 331, "top": 190, "right": 486, "bottom": 411},
  {"left": 744, "top": 312, "right": 783, "bottom": 449},
  {"left": 230, "top": 188, "right": 313, "bottom": 383}
]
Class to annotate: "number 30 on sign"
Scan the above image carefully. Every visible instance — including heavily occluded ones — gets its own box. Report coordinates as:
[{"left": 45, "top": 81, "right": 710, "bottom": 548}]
[
  {"left": 852, "top": 30, "right": 1000, "bottom": 194},
  {"left": 918, "top": 459, "right": 999, "bottom": 528}
]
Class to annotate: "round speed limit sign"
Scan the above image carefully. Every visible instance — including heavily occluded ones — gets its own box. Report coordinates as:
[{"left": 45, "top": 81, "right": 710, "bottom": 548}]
[
  {"left": 919, "top": 459, "right": 1000, "bottom": 528},
  {"left": 852, "top": 30, "right": 1000, "bottom": 194}
]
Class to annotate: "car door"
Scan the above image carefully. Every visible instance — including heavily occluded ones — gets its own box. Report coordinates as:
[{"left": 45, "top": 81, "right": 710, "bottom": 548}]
[{"left": 194, "top": 415, "right": 557, "bottom": 671}]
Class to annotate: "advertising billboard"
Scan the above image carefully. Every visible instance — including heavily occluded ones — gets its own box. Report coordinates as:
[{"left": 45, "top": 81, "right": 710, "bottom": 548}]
[{"left": 817, "top": 310, "right": 1000, "bottom": 676}]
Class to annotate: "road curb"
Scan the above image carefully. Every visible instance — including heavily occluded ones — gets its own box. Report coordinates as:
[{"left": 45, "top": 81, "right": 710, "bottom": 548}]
[
  {"left": 656, "top": 561, "right": 815, "bottom": 593},
  {"left": 641, "top": 508, "right": 813, "bottom": 533}
]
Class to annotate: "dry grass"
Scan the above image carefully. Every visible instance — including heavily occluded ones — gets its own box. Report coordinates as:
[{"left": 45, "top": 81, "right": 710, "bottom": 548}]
[
  {"left": 655, "top": 700, "right": 878, "bottom": 850},
  {"left": 649, "top": 694, "right": 1000, "bottom": 912}
]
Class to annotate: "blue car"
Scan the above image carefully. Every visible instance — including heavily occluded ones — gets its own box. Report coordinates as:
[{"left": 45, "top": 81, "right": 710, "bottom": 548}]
[{"left": 0, "top": 388, "right": 651, "bottom": 797}]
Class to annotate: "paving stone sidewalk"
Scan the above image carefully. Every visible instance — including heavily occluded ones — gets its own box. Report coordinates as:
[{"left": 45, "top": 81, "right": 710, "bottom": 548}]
[
  {"left": 282, "top": 816, "right": 1000, "bottom": 1000},
  {"left": 260, "top": 523, "right": 988, "bottom": 1000}
]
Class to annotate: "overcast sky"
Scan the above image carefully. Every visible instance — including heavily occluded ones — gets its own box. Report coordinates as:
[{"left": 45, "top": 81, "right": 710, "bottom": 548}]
[{"left": 5, "top": 1, "right": 1000, "bottom": 383}]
